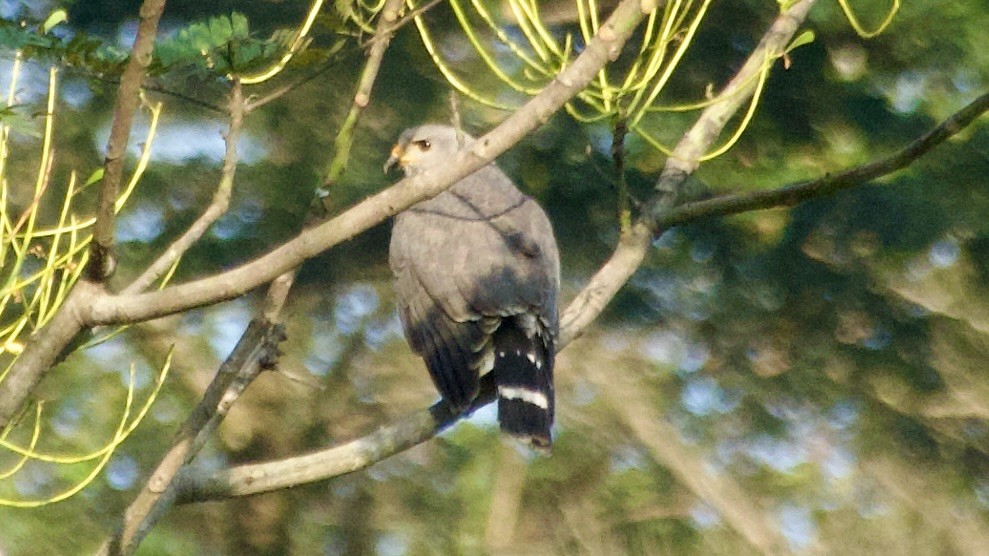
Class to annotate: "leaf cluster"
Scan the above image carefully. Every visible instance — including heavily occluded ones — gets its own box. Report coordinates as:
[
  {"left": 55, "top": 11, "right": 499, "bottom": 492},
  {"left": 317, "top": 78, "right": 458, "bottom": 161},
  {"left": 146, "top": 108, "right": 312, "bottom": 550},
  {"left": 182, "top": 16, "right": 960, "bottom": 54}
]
[
  {"left": 153, "top": 12, "right": 294, "bottom": 78},
  {"left": 0, "top": 11, "right": 293, "bottom": 81}
]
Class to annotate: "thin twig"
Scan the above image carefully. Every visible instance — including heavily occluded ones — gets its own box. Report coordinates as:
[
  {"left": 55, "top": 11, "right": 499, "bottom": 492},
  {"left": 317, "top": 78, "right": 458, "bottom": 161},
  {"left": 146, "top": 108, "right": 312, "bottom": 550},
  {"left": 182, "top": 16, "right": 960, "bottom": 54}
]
[
  {"left": 322, "top": 0, "right": 407, "bottom": 187},
  {"left": 122, "top": 79, "right": 245, "bottom": 295}
]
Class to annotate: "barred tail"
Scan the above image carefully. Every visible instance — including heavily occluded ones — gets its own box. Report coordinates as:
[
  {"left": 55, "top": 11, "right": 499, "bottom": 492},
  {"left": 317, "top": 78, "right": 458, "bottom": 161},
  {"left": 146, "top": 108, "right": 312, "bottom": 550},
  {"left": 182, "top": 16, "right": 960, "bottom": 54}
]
[{"left": 492, "top": 323, "right": 554, "bottom": 450}]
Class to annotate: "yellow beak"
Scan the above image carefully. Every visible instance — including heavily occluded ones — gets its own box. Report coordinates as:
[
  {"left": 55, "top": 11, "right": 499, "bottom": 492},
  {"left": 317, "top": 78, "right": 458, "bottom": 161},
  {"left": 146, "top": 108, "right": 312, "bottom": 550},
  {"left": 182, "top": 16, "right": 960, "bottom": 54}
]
[{"left": 383, "top": 145, "right": 409, "bottom": 173}]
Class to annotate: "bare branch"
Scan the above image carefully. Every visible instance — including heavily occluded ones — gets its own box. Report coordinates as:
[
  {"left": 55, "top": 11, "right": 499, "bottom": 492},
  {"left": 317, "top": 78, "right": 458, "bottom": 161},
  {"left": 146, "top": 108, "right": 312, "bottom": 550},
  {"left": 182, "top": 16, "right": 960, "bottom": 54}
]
[
  {"left": 89, "top": 0, "right": 167, "bottom": 280},
  {"left": 174, "top": 376, "right": 497, "bottom": 503},
  {"left": 656, "top": 88, "right": 989, "bottom": 229},
  {"left": 122, "top": 80, "right": 245, "bottom": 295},
  {"left": 97, "top": 320, "right": 285, "bottom": 556}
]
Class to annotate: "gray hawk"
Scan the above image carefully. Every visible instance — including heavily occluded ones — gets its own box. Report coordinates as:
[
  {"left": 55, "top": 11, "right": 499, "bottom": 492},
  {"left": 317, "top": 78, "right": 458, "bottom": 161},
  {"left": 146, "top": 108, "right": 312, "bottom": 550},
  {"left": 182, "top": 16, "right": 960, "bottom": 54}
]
[{"left": 385, "top": 124, "right": 560, "bottom": 449}]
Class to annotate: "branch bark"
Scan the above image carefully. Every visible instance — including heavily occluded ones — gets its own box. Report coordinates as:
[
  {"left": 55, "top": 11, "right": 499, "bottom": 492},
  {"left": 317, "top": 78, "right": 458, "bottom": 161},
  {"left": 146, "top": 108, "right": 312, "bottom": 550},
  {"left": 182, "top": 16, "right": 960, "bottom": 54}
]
[{"left": 89, "top": 0, "right": 167, "bottom": 280}]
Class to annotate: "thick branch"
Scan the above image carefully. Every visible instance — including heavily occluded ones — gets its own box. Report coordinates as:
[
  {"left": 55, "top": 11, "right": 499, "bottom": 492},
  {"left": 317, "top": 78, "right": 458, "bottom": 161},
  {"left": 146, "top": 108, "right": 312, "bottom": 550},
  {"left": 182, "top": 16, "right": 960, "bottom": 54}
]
[
  {"left": 89, "top": 0, "right": 167, "bottom": 280},
  {"left": 84, "top": 0, "right": 649, "bottom": 326}
]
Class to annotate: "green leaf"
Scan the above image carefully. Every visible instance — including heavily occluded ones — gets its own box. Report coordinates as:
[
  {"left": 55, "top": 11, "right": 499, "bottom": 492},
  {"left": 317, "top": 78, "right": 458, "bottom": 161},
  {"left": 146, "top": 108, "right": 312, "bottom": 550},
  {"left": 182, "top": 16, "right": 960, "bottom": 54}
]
[
  {"left": 208, "top": 15, "right": 233, "bottom": 43},
  {"left": 83, "top": 168, "right": 104, "bottom": 187},
  {"left": 231, "top": 12, "right": 249, "bottom": 38},
  {"left": 785, "top": 30, "right": 816, "bottom": 53}
]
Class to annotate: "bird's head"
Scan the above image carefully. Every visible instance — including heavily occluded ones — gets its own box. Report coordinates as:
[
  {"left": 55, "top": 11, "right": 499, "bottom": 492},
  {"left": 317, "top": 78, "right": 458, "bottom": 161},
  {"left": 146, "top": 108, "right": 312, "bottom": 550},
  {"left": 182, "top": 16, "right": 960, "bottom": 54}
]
[{"left": 384, "top": 124, "right": 474, "bottom": 176}]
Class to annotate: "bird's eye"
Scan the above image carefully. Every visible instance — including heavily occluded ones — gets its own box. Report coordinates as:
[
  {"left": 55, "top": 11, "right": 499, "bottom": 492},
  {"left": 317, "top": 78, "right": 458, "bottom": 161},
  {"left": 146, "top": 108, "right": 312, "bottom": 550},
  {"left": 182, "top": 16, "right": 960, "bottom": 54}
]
[{"left": 413, "top": 139, "right": 431, "bottom": 151}]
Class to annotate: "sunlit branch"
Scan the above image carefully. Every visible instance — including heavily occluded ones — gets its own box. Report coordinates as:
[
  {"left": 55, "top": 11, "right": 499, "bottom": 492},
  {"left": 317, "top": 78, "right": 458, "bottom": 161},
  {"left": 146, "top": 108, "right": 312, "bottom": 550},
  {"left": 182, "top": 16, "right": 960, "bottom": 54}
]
[
  {"left": 561, "top": 0, "right": 819, "bottom": 346},
  {"left": 174, "top": 375, "right": 498, "bottom": 503}
]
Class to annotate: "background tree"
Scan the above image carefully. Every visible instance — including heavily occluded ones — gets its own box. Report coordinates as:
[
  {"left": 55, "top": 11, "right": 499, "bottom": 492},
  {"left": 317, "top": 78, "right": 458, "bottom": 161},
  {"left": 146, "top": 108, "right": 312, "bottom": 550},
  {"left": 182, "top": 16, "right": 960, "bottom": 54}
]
[{"left": 1, "top": 0, "right": 988, "bottom": 554}]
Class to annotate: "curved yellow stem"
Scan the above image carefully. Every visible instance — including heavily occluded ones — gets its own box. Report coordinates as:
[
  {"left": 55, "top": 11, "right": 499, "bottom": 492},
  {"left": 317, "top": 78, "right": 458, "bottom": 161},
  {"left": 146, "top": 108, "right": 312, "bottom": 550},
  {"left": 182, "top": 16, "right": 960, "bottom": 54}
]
[
  {"left": 836, "top": 0, "right": 899, "bottom": 39},
  {"left": 240, "top": 0, "right": 324, "bottom": 84}
]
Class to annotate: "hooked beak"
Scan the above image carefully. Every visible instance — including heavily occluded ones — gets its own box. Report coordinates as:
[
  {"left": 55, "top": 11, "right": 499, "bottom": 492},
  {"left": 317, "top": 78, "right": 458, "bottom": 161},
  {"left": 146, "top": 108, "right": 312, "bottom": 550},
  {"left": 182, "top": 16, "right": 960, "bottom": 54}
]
[{"left": 383, "top": 145, "right": 403, "bottom": 174}]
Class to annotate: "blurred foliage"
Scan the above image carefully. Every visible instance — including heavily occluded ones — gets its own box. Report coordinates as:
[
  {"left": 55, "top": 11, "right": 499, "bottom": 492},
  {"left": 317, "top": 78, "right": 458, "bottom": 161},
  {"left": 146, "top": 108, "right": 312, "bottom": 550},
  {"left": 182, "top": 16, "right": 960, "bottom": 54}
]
[{"left": 0, "top": 0, "right": 988, "bottom": 554}]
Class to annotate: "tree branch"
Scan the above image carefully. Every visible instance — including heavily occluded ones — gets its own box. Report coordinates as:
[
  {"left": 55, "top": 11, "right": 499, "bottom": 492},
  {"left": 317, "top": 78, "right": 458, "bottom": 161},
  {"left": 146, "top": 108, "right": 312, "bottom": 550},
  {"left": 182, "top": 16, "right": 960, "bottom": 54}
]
[
  {"left": 122, "top": 80, "right": 245, "bottom": 295},
  {"left": 89, "top": 0, "right": 167, "bottom": 280},
  {"left": 656, "top": 88, "right": 989, "bottom": 229},
  {"left": 97, "top": 320, "right": 285, "bottom": 556},
  {"left": 322, "top": 0, "right": 407, "bottom": 187},
  {"left": 174, "top": 376, "right": 497, "bottom": 503},
  {"left": 560, "top": 0, "right": 819, "bottom": 345}
]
